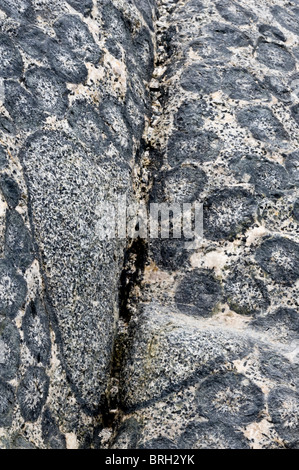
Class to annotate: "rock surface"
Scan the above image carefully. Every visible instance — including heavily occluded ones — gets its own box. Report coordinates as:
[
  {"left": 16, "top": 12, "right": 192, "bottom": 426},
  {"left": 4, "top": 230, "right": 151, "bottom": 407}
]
[
  {"left": 115, "top": 0, "right": 299, "bottom": 450},
  {"left": 0, "top": 0, "right": 298, "bottom": 449}
]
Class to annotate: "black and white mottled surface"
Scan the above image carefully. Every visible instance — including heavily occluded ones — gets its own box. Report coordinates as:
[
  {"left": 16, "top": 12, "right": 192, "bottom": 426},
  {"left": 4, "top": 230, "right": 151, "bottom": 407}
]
[{"left": 0, "top": 0, "right": 298, "bottom": 449}]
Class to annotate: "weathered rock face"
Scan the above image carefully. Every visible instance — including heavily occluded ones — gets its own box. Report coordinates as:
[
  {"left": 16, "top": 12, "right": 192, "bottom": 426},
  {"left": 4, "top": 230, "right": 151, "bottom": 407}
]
[
  {"left": 0, "top": 0, "right": 155, "bottom": 448},
  {"left": 114, "top": 0, "right": 299, "bottom": 450},
  {"left": 0, "top": 0, "right": 298, "bottom": 450}
]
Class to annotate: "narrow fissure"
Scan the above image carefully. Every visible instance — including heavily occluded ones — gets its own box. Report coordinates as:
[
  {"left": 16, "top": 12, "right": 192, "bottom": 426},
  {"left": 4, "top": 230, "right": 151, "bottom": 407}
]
[{"left": 102, "top": 0, "right": 179, "bottom": 446}]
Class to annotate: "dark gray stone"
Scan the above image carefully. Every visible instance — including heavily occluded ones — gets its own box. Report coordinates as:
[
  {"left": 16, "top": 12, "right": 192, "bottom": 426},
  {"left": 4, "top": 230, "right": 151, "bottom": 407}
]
[
  {"left": 291, "top": 104, "right": 299, "bottom": 126},
  {"left": 134, "top": 0, "right": 155, "bottom": 30},
  {"left": 181, "top": 63, "right": 222, "bottom": 95},
  {"left": 179, "top": 421, "right": 250, "bottom": 449},
  {"left": 268, "top": 387, "right": 299, "bottom": 448},
  {"left": 0, "top": 0, "right": 35, "bottom": 22},
  {"left": 0, "top": 318, "right": 20, "bottom": 381},
  {"left": 132, "top": 27, "right": 154, "bottom": 82},
  {"left": 25, "top": 67, "right": 69, "bottom": 117},
  {"left": 151, "top": 165, "right": 207, "bottom": 204},
  {"left": 293, "top": 200, "right": 299, "bottom": 222},
  {"left": 125, "top": 88, "right": 148, "bottom": 141},
  {"left": 16, "top": 25, "right": 50, "bottom": 59},
  {"left": 167, "top": 130, "right": 222, "bottom": 166},
  {"left": 22, "top": 298, "right": 51, "bottom": 366},
  {"left": 17, "top": 366, "right": 49, "bottom": 422},
  {"left": 175, "top": 270, "right": 222, "bottom": 317},
  {"left": 20, "top": 130, "right": 126, "bottom": 414},
  {"left": 0, "top": 35, "right": 23, "bottom": 79},
  {"left": 259, "top": 352, "right": 298, "bottom": 385},
  {"left": 216, "top": 1, "right": 257, "bottom": 25},
  {"left": 101, "top": 1, "right": 132, "bottom": 50},
  {"left": 41, "top": 409, "right": 66, "bottom": 449},
  {"left": 285, "top": 152, "right": 299, "bottom": 185},
  {"left": 66, "top": 0, "right": 93, "bottom": 16},
  {"left": 252, "top": 307, "right": 299, "bottom": 344},
  {"left": 204, "top": 188, "right": 257, "bottom": 241},
  {"left": 258, "top": 24, "right": 286, "bottom": 42},
  {"left": 264, "top": 76, "right": 292, "bottom": 103},
  {"left": 0, "top": 115, "right": 15, "bottom": 135},
  {"left": 230, "top": 155, "right": 290, "bottom": 196},
  {"left": 224, "top": 272, "right": 270, "bottom": 316},
  {"left": 272, "top": 6, "right": 299, "bottom": 36},
  {"left": 139, "top": 437, "right": 177, "bottom": 449},
  {"left": 4, "top": 80, "right": 46, "bottom": 130},
  {"left": 222, "top": 68, "right": 269, "bottom": 101},
  {"left": 67, "top": 100, "right": 106, "bottom": 151},
  {"left": 112, "top": 418, "right": 141, "bottom": 449},
  {"left": 204, "top": 22, "right": 252, "bottom": 47},
  {"left": 54, "top": 14, "right": 101, "bottom": 64},
  {"left": 174, "top": 100, "right": 209, "bottom": 132},
  {"left": 0, "top": 379, "right": 15, "bottom": 427},
  {"left": 255, "top": 237, "right": 299, "bottom": 286},
  {"left": 0, "top": 146, "right": 8, "bottom": 169},
  {"left": 0, "top": 259, "right": 27, "bottom": 319},
  {"left": 237, "top": 106, "right": 289, "bottom": 142},
  {"left": 4, "top": 210, "right": 34, "bottom": 272},
  {"left": 196, "top": 371, "right": 264, "bottom": 426},
  {"left": 150, "top": 239, "right": 190, "bottom": 272},
  {"left": 99, "top": 98, "right": 132, "bottom": 159},
  {"left": 46, "top": 40, "right": 88, "bottom": 84},
  {"left": 0, "top": 175, "right": 21, "bottom": 209},
  {"left": 256, "top": 42, "right": 295, "bottom": 72}
]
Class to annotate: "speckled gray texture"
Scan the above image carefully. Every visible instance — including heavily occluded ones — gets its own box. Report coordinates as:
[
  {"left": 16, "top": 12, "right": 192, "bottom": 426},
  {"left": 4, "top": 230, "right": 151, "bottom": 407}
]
[
  {"left": 115, "top": 0, "right": 299, "bottom": 450},
  {"left": 0, "top": 0, "right": 298, "bottom": 450},
  {"left": 0, "top": 0, "right": 155, "bottom": 448}
]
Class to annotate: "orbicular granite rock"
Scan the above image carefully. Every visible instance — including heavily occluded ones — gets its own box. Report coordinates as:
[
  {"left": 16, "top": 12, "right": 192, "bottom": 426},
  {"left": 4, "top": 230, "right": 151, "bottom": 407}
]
[
  {"left": 0, "top": 0, "right": 298, "bottom": 450},
  {"left": 0, "top": 0, "right": 155, "bottom": 448},
  {"left": 113, "top": 0, "right": 299, "bottom": 450}
]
